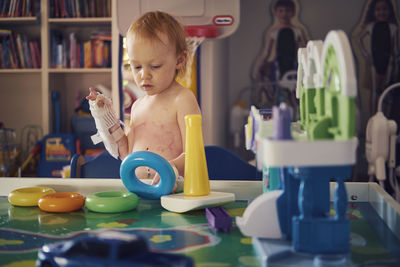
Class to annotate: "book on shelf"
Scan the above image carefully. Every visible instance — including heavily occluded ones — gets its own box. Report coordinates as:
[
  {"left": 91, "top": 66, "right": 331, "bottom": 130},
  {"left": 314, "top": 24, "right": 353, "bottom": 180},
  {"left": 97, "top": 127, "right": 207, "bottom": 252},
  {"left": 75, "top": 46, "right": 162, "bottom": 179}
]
[
  {"left": 90, "top": 31, "right": 111, "bottom": 41},
  {"left": 93, "top": 39, "right": 103, "bottom": 67},
  {"left": 0, "top": 0, "right": 40, "bottom": 17},
  {"left": 0, "top": 27, "right": 41, "bottom": 69},
  {"left": 33, "top": 39, "right": 40, "bottom": 67},
  {"left": 7, "top": 41, "right": 16, "bottom": 68},
  {"left": 50, "top": 0, "right": 111, "bottom": 18},
  {"left": 83, "top": 39, "right": 92, "bottom": 68},
  {"left": 22, "top": 35, "right": 32, "bottom": 68},
  {"left": 89, "top": 0, "right": 94, "bottom": 17},
  {"left": 28, "top": 40, "right": 37, "bottom": 68},
  {"left": 15, "top": 33, "right": 26, "bottom": 68},
  {"left": 69, "top": 32, "right": 77, "bottom": 68},
  {"left": 50, "top": 29, "right": 57, "bottom": 67},
  {"left": 2, "top": 39, "right": 10, "bottom": 68},
  {"left": 82, "top": 0, "right": 88, "bottom": 17},
  {"left": 75, "top": 0, "right": 81, "bottom": 17},
  {"left": 9, "top": 31, "right": 20, "bottom": 67},
  {"left": 49, "top": 29, "right": 111, "bottom": 69},
  {"left": 79, "top": 42, "right": 83, "bottom": 67},
  {"left": 55, "top": 43, "right": 63, "bottom": 68},
  {"left": 0, "top": 43, "right": 4, "bottom": 68}
]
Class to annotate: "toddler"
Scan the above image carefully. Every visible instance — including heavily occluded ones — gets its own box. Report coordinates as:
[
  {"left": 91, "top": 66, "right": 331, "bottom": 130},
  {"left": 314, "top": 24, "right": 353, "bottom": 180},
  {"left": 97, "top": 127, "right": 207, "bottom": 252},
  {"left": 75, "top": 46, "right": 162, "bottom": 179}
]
[{"left": 87, "top": 11, "right": 201, "bottom": 190}]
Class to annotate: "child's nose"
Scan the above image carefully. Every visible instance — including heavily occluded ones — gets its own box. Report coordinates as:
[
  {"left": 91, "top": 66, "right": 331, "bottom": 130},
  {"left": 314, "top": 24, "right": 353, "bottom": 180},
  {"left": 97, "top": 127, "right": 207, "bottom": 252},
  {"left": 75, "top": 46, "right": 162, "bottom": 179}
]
[{"left": 142, "top": 68, "right": 152, "bottom": 79}]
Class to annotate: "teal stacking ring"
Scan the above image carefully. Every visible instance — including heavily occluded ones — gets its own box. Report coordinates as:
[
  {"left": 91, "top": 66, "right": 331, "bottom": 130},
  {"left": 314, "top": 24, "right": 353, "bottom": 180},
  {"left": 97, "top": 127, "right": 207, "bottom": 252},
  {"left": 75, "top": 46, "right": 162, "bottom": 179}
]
[
  {"left": 120, "top": 151, "right": 176, "bottom": 200},
  {"left": 85, "top": 191, "right": 139, "bottom": 213}
]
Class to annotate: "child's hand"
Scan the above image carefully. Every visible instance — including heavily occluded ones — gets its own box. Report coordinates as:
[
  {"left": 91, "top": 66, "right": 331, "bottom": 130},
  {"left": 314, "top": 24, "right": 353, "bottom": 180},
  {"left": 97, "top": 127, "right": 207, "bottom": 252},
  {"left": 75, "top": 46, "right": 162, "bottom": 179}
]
[
  {"left": 86, "top": 87, "right": 104, "bottom": 107},
  {"left": 151, "top": 170, "right": 178, "bottom": 193}
]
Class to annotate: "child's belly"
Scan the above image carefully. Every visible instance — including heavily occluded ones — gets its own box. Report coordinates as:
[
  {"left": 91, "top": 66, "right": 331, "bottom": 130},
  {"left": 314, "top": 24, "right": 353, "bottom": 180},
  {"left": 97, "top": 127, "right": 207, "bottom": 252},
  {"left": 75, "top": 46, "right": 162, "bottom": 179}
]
[{"left": 132, "top": 122, "right": 182, "bottom": 179}]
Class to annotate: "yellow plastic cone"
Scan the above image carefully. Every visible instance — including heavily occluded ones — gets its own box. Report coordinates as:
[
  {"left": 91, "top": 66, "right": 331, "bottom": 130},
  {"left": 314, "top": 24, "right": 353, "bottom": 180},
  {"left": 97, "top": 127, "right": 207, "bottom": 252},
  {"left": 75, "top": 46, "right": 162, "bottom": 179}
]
[{"left": 184, "top": 114, "right": 210, "bottom": 196}]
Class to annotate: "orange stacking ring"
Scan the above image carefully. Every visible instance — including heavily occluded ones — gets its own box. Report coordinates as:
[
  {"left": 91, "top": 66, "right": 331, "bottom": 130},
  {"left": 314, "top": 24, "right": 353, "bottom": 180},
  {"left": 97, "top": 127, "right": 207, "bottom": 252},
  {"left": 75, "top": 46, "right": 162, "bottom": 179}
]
[
  {"left": 38, "top": 192, "right": 85, "bottom": 213},
  {"left": 8, "top": 187, "right": 56, "bottom": 206}
]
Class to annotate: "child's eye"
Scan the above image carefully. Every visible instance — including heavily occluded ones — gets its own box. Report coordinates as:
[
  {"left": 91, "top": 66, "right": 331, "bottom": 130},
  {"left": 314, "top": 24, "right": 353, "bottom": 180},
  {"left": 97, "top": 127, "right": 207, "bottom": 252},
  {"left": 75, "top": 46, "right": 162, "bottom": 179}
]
[
  {"left": 134, "top": 65, "right": 142, "bottom": 70},
  {"left": 151, "top": 65, "right": 161, "bottom": 69}
]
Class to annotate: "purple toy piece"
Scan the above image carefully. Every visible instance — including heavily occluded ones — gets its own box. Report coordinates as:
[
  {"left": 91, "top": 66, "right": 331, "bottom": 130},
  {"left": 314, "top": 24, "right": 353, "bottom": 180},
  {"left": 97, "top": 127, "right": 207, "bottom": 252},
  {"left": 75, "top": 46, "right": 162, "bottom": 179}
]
[
  {"left": 272, "top": 103, "right": 292, "bottom": 140},
  {"left": 205, "top": 207, "right": 232, "bottom": 232}
]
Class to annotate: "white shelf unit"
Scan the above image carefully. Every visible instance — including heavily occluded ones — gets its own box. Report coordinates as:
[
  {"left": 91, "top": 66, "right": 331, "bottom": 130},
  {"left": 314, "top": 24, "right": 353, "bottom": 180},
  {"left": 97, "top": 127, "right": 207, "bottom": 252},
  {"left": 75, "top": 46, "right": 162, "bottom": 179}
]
[
  {"left": 0, "top": 0, "right": 119, "bottom": 147},
  {"left": 0, "top": 12, "right": 43, "bottom": 143}
]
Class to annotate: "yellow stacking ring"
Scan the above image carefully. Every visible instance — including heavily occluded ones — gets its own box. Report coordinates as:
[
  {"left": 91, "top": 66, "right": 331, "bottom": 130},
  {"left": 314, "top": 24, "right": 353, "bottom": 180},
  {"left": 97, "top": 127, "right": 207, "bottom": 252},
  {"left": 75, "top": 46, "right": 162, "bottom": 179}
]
[
  {"left": 38, "top": 192, "right": 86, "bottom": 213},
  {"left": 8, "top": 187, "right": 56, "bottom": 207},
  {"left": 85, "top": 191, "right": 139, "bottom": 213}
]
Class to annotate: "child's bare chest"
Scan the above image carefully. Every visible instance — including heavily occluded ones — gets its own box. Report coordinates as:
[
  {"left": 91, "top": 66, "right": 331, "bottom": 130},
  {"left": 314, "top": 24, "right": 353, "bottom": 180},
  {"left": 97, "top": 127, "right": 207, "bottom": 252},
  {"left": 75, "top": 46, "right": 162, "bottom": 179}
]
[
  {"left": 132, "top": 99, "right": 176, "bottom": 128},
  {"left": 130, "top": 99, "right": 182, "bottom": 158}
]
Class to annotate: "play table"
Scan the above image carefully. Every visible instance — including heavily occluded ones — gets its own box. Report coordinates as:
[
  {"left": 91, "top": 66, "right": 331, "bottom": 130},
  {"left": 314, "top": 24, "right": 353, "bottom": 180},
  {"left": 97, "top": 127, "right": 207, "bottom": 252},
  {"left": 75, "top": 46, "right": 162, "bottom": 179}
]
[{"left": 0, "top": 178, "right": 399, "bottom": 267}]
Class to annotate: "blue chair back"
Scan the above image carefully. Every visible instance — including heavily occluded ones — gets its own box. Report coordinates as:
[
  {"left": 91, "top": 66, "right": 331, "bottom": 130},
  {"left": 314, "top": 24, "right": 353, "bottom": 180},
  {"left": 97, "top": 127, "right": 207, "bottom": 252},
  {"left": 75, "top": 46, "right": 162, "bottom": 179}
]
[
  {"left": 205, "top": 146, "right": 261, "bottom": 180},
  {"left": 70, "top": 150, "right": 121, "bottom": 178},
  {"left": 70, "top": 146, "right": 261, "bottom": 180}
]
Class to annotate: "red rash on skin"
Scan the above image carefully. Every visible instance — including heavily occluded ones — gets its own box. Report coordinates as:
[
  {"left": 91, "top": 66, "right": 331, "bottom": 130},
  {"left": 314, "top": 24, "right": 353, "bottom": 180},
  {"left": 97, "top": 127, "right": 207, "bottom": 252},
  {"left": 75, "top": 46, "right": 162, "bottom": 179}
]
[{"left": 133, "top": 121, "right": 182, "bottom": 159}]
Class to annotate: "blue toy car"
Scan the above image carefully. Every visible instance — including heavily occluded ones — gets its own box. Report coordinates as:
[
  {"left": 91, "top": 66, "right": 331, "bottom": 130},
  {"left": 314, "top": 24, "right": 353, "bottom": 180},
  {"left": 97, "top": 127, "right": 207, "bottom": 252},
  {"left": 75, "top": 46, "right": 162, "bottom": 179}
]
[{"left": 36, "top": 231, "right": 193, "bottom": 267}]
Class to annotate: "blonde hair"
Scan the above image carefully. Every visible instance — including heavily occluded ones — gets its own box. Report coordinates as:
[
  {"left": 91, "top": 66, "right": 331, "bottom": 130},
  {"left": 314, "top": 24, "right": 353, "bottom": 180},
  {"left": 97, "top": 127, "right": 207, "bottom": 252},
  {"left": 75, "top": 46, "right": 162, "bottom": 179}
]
[{"left": 127, "top": 11, "right": 188, "bottom": 75}]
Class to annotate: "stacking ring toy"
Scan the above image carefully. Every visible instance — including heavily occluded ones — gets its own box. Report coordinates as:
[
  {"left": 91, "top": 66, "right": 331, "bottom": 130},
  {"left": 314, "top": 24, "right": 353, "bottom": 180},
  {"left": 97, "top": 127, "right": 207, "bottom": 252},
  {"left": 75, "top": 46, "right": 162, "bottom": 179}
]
[
  {"left": 120, "top": 151, "right": 176, "bottom": 199},
  {"left": 38, "top": 192, "right": 85, "bottom": 213},
  {"left": 85, "top": 191, "right": 139, "bottom": 213},
  {"left": 8, "top": 187, "right": 56, "bottom": 206}
]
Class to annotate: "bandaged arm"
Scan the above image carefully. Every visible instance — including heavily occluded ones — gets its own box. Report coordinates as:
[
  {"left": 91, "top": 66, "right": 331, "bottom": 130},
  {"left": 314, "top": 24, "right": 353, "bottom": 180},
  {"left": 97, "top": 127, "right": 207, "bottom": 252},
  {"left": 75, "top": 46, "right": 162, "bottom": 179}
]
[{"left": 89, "top": 94, "right": 125, "bottom": 159}]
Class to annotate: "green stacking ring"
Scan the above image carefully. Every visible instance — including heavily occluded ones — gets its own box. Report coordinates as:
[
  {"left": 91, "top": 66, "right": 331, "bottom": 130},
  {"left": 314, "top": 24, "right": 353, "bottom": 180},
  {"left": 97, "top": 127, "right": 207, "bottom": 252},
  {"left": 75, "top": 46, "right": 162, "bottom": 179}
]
[{"left": 85, "top": 191, "right": 139, "bottom": 213}]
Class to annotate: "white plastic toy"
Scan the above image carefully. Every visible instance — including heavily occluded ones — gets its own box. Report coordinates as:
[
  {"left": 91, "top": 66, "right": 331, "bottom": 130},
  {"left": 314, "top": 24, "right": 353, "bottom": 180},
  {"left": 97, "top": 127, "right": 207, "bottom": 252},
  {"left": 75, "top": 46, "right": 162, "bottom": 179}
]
[
  {"left": 236, "top": 190, "right": 283, "bottom": 239},
  {"left": 366, "top": 82, "right": 400, "bottom": 201},
  {"left": 238, "top": 30, "right": 359, "bottom": 258}
]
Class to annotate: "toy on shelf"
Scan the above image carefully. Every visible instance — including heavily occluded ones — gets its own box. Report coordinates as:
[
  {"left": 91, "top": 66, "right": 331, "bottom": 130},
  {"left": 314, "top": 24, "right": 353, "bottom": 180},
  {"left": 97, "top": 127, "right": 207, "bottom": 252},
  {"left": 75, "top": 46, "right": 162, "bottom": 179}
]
[
  {"left": 161, "top": 115, "right": 235, "bottom": 213},
  {"left": 230, "top": 101, "right": 250, "bottom": 149},
  {"left": 205, "top": 207, "right": 232, "bottom": 232},
  {"left": 238, "top": 29, "right": 359, "bottom": 264},
  {"left": 245, "top": 106, "right": 274, "bottom": 172},
  {"left": 37, "top": 91, "right": 76, "bottom": 178}
]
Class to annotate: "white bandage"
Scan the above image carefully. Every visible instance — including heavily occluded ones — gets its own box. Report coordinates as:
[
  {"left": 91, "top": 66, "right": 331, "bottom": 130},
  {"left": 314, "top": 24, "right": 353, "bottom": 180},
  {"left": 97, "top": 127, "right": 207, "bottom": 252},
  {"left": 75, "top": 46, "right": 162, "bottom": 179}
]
[
  {"left": 170, "top": 164, "right": 184, "bottom": 193},
  {"left": 89, "top": 94, "right": 122, "bottom": 159},
  {"left": 175, "top": 175, "right": 184, "bottom": 193},
  {"left": 111, "top": 127, "right": 125, "bottom": 142},
  {"left": 171, "top": 164, "right": 179, "bottom": 180}
]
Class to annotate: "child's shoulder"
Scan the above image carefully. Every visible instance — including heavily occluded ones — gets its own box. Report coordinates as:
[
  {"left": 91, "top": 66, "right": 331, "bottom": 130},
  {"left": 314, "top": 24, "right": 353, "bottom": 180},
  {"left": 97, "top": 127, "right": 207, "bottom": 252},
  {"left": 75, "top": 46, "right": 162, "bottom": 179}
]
[
  {"left": 172, "top": 84, "right": 199, "bottom": 110},
  {"left": 174, "top": 83, "right": 196, "bottom": 98},
  {"left": 178, "top": 89, "right": 197, "bottom": 105}
]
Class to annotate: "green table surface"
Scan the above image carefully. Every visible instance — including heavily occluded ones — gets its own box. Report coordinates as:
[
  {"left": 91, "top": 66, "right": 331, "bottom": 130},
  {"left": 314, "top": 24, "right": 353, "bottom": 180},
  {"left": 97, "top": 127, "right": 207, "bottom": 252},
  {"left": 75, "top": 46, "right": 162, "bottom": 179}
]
[{"left": 0, "top": 197, "right": 399, "bottom": 267}]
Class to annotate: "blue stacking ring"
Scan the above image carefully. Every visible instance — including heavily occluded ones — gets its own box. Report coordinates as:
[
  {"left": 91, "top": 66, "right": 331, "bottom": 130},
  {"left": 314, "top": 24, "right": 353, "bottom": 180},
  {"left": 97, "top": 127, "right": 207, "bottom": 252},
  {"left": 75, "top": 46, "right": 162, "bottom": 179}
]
[{"left": 120, "top": 151, "right": 176, "bottom": 200}]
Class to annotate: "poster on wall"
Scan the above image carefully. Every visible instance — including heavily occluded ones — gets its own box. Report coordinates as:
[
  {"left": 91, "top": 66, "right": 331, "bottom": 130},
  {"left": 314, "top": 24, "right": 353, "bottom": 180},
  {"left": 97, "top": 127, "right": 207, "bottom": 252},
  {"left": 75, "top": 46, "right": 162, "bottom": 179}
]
[
  {"left": 351, "top": 0, "right": 400, "bottom": 130},
  {"left": 252, "top": 0, "right": 309, "bottom": 119}
]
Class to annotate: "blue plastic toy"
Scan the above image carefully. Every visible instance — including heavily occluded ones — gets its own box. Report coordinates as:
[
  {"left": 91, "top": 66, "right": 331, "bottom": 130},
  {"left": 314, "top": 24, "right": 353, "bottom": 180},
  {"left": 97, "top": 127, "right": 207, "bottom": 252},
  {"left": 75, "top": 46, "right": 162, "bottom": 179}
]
[
  {"left": 36, "top": 230, "right": 194, "bottom": 267},
  {"left": 37, "top": 91, "right": 76, "bottom": 178},
  {"left": 120, "top": 151, "right": 176, "bottom": 200}
]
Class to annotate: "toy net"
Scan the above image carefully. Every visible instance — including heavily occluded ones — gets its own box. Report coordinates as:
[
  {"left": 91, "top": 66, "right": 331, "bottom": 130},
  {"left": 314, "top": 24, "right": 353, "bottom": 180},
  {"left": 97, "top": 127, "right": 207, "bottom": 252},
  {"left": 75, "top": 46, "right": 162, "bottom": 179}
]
[{"left": 177, "top": 36, "right": 205, "bottom": 97}]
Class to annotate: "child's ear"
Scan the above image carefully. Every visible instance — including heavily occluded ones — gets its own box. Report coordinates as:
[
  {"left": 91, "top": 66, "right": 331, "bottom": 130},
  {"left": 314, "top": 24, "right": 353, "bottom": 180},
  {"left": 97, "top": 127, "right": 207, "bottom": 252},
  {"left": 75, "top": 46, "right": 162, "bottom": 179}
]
[{"left": 176, "top": 51, "right": 187, "bottom": 69}]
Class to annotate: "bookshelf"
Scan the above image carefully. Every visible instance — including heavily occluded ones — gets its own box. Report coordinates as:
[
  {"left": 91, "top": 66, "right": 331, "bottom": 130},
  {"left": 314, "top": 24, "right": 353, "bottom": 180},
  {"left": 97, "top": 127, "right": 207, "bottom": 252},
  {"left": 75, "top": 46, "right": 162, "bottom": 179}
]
[{"left": 0, "top": 0, "right": 119, "bottom": 147}]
